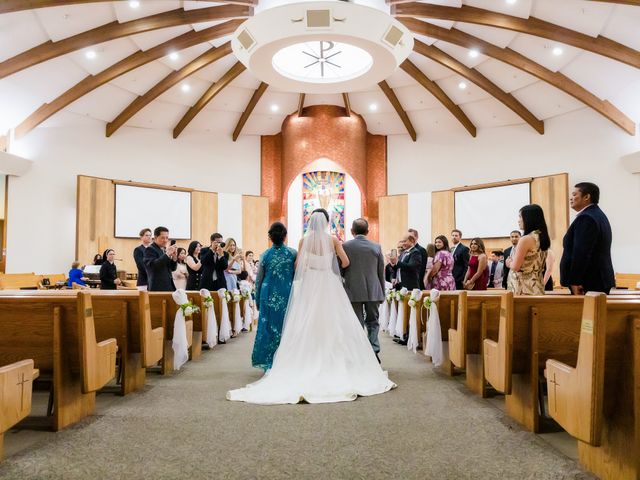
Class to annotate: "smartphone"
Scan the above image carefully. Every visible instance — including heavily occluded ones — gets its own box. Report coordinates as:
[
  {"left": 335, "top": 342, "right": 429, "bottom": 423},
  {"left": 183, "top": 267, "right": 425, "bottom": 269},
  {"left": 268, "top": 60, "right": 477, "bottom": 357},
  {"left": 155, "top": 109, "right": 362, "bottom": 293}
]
[
  {"left": 170, "top": 239, "right": 176, "bottom": 246},
  {"left": 391, "top": 248, "right": 397, "bottom": 256}
]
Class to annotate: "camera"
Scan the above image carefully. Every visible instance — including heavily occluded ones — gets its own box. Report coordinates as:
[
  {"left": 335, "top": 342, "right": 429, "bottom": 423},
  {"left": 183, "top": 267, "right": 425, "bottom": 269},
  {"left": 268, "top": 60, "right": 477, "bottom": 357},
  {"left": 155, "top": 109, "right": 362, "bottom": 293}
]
[{"left": 218, "top": 241, "right": 226, "bottom": 248}]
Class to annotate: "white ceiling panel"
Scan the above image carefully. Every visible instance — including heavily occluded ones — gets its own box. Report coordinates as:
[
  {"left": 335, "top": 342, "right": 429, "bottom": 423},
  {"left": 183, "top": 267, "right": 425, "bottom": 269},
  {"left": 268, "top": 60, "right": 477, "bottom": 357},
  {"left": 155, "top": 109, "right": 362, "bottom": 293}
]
[
  {"left": 599, "top": 6, "right": 640, "bottom": 51},
  {"left": 113, "top": 1, "right": 180, "bottom": 23},
  {"left": 39, "top": 110, "right": 104, "bottom": 130},
  {"left": 187, "top": 108, "right": 241, "bottom": 134},
  {"left": 348, "top": 91, "right": 395, "bottom": 115},
  {"left": 0, "top": 11, "right": 49, "bottom": 62},
  {"left": 126, "top": 100, "right": 188, "bottom": 130},
  {"left": 463, "top": 0, "right": 533, "bottom": 18},
  {"left": 183, "top": 1, "right": 227, "bottom": 11},
  {"left": 0, "top": 79, "right": 47, "bottom": 132},
  {"left": 608, "top": 79, "right": 640, "bottom": 121},
  {"left": 129, "top": 25, "right": 192, "bottom": 51},
  {"left": 158, "top": 75, "right": 212, "bottom": 106},
  {"left": 436, "top": 74, "right": 491, "bottom": 105},
  {"left": 303, "top": 93, "right": 345, "bottom": 107},
  {"left": 35, "top": 3, "right": 116, "bottom": 42},
  {"left": 191, "top": 19, "right": 231, "bottom": 32},
  {"left": 413, "top": 32, "right": 439, "bottom": 47},
  {"left": 507, "top": 33, "right": 582, "bottom": 72},
  {"left": 407, "top": 53, "right": 455, "bottom": 81},
  {"left": 459, "top": 97, "right": 525, "bottom": 128},
  {"left": 65, "top": 83, "right": 137, "bottom": 122},
  {"left": 252, "top": 91, "right": 299, "bottom": 115},
  {"left": 205, "top": 85, "right": 255, "bottom": 113},
  {"left": 453, "top": 23, "right": 520, "bottom": 49},
  {"left": 475, "top": 58, "right": 538, "bottom": 93},
  {"left": 384, "top": 68, "right": 415, "bottom": 89},
  {"left": 560, "top": 52, "right": 640, "bottom": 102},
  {"left": 157, "top": 43, "right": 212, "bottom": 71},
  {"left": 419, "top": 0, "right": 461, "bottom": 7},
  {"left": 230, "top": 70, "right": 262, "bottom": 90},
  {"left": 241, "top": 113, "right": 286, "bottom": 136},
  {"left": 110, "top": 61, "right": 175, "bottom": 95},
  {"left": 424, "top": 18, "right": 455, "bottom": 30},
  {"left": 194, "top": 55, "right": 242, "bottom": 82},
  {"left": 531, "top": 0, "right": 614, "bottom": 37},
  {"left": 392, "top": 84, "right": 442, "bottom": 111},
  {"left": 360, "top": 112, "right": 408, "bottom": 135},
  {"left": 511, "top": 81, "right": 584, "bottom": 120},
  {"left": 67, "top": 37, "right": 140, "bottom": 76},
  {"left": 433, "top": 41, "right": 489, "bottom": 69}
]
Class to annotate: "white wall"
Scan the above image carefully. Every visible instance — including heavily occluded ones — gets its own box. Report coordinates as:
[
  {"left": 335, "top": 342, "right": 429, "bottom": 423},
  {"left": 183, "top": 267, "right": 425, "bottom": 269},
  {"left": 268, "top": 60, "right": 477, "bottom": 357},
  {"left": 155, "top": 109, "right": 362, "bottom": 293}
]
[
  {"left": 217, "top": 193, "right": 244, "bottom": 247},
  {"left": 7, "top": 123, "right": 261, "bottom": 273},
  {"left": 388, "top": 108, "right": 640, "bottom": 273}
]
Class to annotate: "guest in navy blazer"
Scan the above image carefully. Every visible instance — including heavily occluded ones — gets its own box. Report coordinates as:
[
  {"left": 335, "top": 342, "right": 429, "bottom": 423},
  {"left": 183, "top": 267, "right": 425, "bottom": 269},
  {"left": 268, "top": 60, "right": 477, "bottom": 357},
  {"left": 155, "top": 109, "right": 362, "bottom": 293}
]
[
  {"left": 144, "top": 226, "right": 178, "bottom": 292},
  {"left": 133, "top": 227, "right": 152, "bottom": 290},
  {"left": 560, "top": 182, "right": 615, "bottom": 294},
  {"left": 199, "top": 232, "right": 229, "bottom": 292}
]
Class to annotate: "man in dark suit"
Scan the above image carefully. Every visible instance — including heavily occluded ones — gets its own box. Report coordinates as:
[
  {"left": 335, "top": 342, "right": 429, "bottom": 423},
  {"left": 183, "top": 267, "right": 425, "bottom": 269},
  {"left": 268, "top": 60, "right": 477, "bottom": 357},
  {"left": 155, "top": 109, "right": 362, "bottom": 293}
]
[
  {"left": 560, "top": 182, "right": 615, "bottom": 294},
  {"left": 385, "top": 251, "right": 398, "bottom": 284},
  {"left": 199, "top": 232, "right": 229, "bottom": 292},
  {"left": 133, "top": 227, "right": 152, "bottom": 290},
  {"left": 502, "top": 230, "right": 521, "bottom": 289},
  {"left": 342, "top": 219, "right": 386, "bottom": 358},
  {"left": 450, "top": 229, "right": 470, "bottom": 290},
  {"left": 143, "top": 226, "right": 177, "bottom": 292},
  {"left": 396, "top": 233, "right": 422, "bottom": 291},
  {"left": 408, "top": 228, "right": 428, "bottom": 290}
]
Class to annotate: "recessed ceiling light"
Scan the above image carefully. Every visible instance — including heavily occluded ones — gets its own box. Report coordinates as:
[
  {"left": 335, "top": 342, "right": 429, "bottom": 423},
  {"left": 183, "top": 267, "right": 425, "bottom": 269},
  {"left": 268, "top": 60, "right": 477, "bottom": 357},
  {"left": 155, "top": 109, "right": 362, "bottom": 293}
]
[
  {"left": 469, "top": 49, "right": 479, "bottom": 58},
  {"left": 169, "top": 52, "right": 179, "bottom": 61},
  {"left": 129, "top": 0, "right": 140, "bottom": 8},
  {"left": 369, "top": 103, "right": 378, "bottom": 112},
  {"left": 458, "top": 81, "right": 467, "bottom": 90},
  {"left": 552, "top": 46, "right": 563, "bottom": 56},
  {"left": 181, "top": 83, "right": 190, "bottom": 92},
  {"left": 270, "top": 104, "right": 279, "bottom": 112},
  {"left": 85, "top": 50, "right": 96, "bottom": 59}
]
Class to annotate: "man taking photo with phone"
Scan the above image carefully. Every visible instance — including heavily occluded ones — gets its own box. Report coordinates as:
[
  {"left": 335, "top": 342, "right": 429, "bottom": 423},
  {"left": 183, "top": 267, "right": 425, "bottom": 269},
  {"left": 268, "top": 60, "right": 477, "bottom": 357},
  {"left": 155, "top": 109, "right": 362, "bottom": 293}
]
[{"left": 144, "top": 226, "right": 178, "bottom": 292}]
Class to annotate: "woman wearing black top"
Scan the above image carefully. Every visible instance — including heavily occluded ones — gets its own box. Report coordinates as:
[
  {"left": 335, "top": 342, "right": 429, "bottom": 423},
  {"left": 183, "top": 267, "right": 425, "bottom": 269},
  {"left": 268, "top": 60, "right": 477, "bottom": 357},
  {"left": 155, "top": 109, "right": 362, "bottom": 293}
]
[
  {"left": 100, "top": 249, "right": 120, "bottom": 290},
  {"left": 185, "top": 241, "right": 203, "bottom": 291}
]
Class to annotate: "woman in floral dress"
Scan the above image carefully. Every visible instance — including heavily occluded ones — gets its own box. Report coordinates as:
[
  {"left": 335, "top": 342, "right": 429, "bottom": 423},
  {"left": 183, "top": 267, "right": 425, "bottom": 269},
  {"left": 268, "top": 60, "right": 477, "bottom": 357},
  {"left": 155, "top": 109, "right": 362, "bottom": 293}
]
[{"left": 425, "top": 235, "right": 456, "bottom": 291}]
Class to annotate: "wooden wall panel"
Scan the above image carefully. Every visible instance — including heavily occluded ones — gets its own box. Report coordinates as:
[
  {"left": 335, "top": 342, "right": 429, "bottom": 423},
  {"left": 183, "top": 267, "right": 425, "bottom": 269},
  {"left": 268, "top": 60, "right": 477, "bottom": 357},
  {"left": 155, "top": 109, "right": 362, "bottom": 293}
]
[
  {"left": 379, "top": 194, "right": 408, "bottom": 255},
  {"left": 191, "top": 191, "right": 218, "bottom": 246},
  {"left": 242, "top": 195, "right": 269, "bottom": 256},
  {"left": 431, "top": 190, "right": 455, "bottom": 239}
]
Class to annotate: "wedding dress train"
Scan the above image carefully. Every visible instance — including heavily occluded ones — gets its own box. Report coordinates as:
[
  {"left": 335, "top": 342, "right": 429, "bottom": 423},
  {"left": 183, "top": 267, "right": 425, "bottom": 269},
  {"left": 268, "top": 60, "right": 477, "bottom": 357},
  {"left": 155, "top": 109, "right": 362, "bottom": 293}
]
[{"left": 227, "top": 213, "right": 396, "bottom": 405}]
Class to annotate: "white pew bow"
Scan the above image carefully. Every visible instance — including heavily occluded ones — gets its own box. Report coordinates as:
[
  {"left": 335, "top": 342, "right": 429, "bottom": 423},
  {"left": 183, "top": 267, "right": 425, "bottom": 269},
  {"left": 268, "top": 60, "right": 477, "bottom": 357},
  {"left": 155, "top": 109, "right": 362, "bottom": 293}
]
[
  {"left": 407, "top": 289, "right": 422, "bottom": 353},
  {"left": 395, "top": 287, "right": 408, "bottom": 338},
  {"left": 388, "top": 297, "right": 398, "bottom": 338},
  {"left": 171, "top": 289, "right": 190, "bottom": 371},
  {"left": 199, "top": 289, "right": 218, "bottom": 348},
  {"left": 217, "top": 289, "right": 232, "bottom": 342},
  {"left": 425, "top": 289, "right": 444, "bottom": 366},
  {"left": 232, "top": 289, "right": 243, "bottom": 334}
]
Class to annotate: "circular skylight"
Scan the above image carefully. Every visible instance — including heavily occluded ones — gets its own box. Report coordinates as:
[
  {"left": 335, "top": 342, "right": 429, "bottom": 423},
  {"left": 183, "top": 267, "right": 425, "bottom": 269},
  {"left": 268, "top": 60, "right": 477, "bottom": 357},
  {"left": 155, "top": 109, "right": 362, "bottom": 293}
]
[{"left": 272, "top": 41, "right": 373, "bottom": 84}]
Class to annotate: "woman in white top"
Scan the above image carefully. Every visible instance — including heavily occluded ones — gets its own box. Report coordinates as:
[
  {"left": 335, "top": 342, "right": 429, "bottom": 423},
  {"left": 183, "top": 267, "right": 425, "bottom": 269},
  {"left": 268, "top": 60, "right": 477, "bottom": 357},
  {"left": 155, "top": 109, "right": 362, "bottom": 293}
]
[{"left": 172, "top": 247, "right": 189, "bottom": 290}]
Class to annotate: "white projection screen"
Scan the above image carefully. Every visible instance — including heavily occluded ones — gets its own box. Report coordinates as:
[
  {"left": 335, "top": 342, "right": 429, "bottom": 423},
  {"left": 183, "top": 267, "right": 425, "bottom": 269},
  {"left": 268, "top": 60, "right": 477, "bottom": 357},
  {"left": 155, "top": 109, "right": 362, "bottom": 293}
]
[
  {"left": 454, "top": 183, "right": 530, "bottom": 239},
  {"left": 115, "top": 184, "right": 191, "bottom": 239}
]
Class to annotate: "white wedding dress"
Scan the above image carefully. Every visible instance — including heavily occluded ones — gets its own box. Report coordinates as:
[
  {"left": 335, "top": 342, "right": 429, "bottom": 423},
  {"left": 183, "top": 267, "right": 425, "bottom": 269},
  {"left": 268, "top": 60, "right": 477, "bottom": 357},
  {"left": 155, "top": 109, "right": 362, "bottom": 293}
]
[{"left": 227, "top": 212, "right": 396, "bottom": 405}]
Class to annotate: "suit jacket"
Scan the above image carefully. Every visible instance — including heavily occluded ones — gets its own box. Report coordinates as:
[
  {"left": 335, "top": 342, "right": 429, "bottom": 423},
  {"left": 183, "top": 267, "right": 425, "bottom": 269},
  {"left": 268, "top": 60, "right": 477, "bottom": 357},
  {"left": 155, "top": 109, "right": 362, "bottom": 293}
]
[
  {"left": 385, "top": 263, "right": 398, "bottom": 283},
  {"left": 133, "top": 244, "right": 148, "bottom": 287},
  {"left": 414, "top": 243, "right": 428, "bottom": 290},
  {"left": 502, "top": 246, "right": 514, "bottom": 289},
  {"left": 487, "top": 260, "right": 504, "bottom": 288},
  {"left": 451, "top": 243, "right": 470, "bottom": 288},
  {"left": 560, "top": 204, "right": 615, "bottom": 293},
  {"left": 342, "top": 235, "right": 385, "bottom": 302},
  {"left": 199, "top": 247, "right": 229, "bottom": 291},
  {"left": 395, "top": 247, "right": 422, "bottom": 291},
  {"left": 143, "top": 243, "right": 177, "bottom": 292}
]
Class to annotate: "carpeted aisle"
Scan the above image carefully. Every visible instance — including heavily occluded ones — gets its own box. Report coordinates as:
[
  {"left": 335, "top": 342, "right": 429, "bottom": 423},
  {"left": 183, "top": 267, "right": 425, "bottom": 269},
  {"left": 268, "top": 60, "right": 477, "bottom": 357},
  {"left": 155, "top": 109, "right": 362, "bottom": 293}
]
[{"left": 0, "top": 332, "right": 594, "bottom": 480}]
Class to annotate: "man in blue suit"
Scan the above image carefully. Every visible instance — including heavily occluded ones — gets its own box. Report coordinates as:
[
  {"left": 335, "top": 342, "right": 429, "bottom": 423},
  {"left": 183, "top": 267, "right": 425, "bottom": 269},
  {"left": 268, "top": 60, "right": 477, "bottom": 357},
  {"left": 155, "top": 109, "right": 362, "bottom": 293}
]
[{"left": 560, "top": 182, "right": 615, "bottom": 294}]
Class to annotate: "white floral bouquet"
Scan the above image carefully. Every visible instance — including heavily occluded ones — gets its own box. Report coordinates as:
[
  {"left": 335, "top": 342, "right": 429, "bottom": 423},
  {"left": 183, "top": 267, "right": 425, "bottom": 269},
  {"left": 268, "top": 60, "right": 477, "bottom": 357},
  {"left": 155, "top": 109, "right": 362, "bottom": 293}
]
[
  {"left": 397, "top": 287, "right": 409, "bottom": 301},
  {"left": 385, "top": 288, "right": 394, "bottom": 302},
  {"left": 408, "top": 289, "right": 422, "bottom": 308},
  {"left": 202, "top": 295, "right": 214, "bottom": 309},
  {"left": 239, "top": 284, "right": 252, "bottom": 300},
  {"left": 179, "top": 301, "right": 200, "bottom": 317},
  {"left": 224, "top": 290, "right": 231, "bottom": 303},
  {"left": 423, "top": 295, "right": 432, "bottom": 310},
  {"left": 232, "top": 288, "right": 241, "bottom": 303}
]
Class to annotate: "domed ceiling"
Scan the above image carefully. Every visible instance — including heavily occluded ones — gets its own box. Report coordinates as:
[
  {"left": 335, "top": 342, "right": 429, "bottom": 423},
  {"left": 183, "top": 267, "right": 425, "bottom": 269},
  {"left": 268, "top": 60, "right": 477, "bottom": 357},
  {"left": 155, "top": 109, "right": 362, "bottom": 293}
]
[{"left": 0, "top": 0, "right": 639, "bottom": 147}]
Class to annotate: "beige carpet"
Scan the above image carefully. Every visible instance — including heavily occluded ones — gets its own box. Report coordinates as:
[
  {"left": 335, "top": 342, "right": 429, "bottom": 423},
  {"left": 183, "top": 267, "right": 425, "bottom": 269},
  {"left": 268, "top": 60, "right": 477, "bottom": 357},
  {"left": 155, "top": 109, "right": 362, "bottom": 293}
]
[{"left": 0, "top": 332, "right": 594, "bottom": 480}]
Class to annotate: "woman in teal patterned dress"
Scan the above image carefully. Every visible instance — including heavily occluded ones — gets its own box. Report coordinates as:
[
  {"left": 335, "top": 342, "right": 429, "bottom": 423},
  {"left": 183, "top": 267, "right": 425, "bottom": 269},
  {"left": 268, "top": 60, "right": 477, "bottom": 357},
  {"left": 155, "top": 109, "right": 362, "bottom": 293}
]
[{"left": 252, "top": 222, "right": 297, "bottom": 371}]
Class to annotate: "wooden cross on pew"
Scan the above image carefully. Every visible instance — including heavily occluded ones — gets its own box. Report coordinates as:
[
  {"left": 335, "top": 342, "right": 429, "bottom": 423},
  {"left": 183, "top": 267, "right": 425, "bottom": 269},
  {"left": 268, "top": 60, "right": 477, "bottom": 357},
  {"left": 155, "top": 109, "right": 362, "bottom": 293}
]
[
  {"left": 16, "top": 372, "right": 30, "bottom": 411},
  {"left": 547, "top": 371, "right": 560, "bottom": 414}
]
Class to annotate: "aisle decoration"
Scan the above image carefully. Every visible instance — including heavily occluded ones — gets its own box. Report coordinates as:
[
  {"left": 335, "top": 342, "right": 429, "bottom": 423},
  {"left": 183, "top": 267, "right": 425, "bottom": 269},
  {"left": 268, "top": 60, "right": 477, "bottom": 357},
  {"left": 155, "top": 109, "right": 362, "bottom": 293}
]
[
  {"left": 406, "top": 289, "right": 422, "bottom": 353},
  {"left": 395, "top": 287, "right": 409, "bottom": 338},
  {"left": 388, "top": 290, "right": 398, "bottom": 338},
  {"left": 200, "top": 289, "right": 218, "bottom": 348},
  {"left": 424, "top": 289, "right": 444, "bottom": 366},
  {"left": 171, "top": 289, "right": 191, "bottom": 370},
  {"left": 231, "top": 288, "right": 243, "bottom": 334},
  {"left": 217, "top": 289, "right": 232, "bottom": 342},
  {"left": 240, "top": 285, "right": 253, "bottom": 331}
]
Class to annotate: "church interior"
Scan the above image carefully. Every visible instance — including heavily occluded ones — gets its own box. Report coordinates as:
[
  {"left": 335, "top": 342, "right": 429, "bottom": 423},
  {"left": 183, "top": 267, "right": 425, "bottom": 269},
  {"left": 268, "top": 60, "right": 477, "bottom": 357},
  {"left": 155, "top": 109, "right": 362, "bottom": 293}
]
[{"left": 0, "top": 0, "right": 639, "bottom": 478}]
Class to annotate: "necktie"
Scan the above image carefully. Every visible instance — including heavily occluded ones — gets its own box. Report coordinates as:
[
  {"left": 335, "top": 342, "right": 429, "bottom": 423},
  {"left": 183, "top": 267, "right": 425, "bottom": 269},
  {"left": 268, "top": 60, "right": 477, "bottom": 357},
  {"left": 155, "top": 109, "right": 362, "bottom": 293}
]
[{"left": 490, "top": 261, "right": 497, "bottom": 284}]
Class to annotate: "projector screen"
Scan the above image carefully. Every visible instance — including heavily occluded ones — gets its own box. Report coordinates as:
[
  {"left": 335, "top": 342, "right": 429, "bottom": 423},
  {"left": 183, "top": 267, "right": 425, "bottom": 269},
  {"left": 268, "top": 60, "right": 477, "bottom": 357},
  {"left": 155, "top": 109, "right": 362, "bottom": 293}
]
[
  {"left": 454, "top": 183, "right": 530, "bottom": 239},
  {"left": 115, "top": 184, "right": 191, "bottom": 239}
]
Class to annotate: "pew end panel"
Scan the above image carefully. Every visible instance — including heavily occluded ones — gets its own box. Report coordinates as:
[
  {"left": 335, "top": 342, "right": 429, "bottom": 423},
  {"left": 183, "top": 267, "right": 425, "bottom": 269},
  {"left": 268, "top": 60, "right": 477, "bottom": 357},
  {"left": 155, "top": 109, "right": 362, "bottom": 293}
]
[
  {"left": 0, "top": 359, "right": 37, "bottom": 461},
  {"left": 545, "top": 293, "right": 607, "bottom": 446},
  {"left": 448, "top": 291, "right": 467, "bottom": 369},
  {"left": 465, "top": 296, "right": 502, "bottom": 398},
  {"left": 483, "top": 292, "right": 513, "bottom": 394}
]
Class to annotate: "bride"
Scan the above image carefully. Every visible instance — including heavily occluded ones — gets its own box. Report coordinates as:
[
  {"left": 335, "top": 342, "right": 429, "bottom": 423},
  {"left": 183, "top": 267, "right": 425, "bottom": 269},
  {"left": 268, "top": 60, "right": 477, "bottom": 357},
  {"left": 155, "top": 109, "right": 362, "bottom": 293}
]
[{"left": 227, "top": 210, "right": 396, "bottom": 404}]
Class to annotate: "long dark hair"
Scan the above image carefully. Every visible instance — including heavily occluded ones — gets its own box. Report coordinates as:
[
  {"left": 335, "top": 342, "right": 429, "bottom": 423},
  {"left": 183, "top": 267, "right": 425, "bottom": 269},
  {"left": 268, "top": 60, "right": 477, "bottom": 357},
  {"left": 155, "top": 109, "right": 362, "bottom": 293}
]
[
  {"left": 187, "top": 240, "right": 201, "bottom": 258},
  {"left": 434, "top": 235, "right": 449, "bottom": 252},
  {"left": 470, "top": 238, "right": 485, "bottom": 254},
  {"left": 102, "top": 249, "right": 114, "bottom": 263},
  {"left": 520, "top": 204, "right": 551, "bottom": 251}
]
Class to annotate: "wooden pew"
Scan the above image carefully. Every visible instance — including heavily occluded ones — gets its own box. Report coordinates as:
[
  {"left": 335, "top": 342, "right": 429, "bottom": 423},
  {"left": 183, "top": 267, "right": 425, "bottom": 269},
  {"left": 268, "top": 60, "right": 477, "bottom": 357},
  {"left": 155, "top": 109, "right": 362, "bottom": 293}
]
[
  {"left": 616, "top": 272, "right": 640, "bottom": 290},
  {"left": 185, "top": 291, "right": 204, "bottom": 355},
  {"left": 546, "top": 295, "right": 640, "bottom": 480},
  {"left": 421, "top": 290, "right": 458, "bottom": 376},
  {"left": 0, "top": 273, "right": 40, "bottom": 290},
  {"left": 0, "top": 292, "right": 117, "bottom": 430},
  {"left": 148, "top": 292, "right": 196, "bottom": 375},
  {"left": 1, "top": 360, "right": 39, "bottom": 461}
]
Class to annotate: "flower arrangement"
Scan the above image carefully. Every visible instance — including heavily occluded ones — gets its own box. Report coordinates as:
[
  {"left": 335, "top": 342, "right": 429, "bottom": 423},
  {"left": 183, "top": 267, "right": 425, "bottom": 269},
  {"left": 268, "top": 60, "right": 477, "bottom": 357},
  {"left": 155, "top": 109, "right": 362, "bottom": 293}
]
[
  {"left": 179, "top": 301, "right": 200, "bottom": 317},
  {"left": 396, "top": 287, "right": 409, "bottom": 301},
  {"left": 385, "top": 288, "right": 394, "bottom": 302},
  {"left": 423, "top": 296, "right": 432, "bottom": 310},
  {"left": 408, "top": 289, "right": 422, "bottom": 308},
  {"left": 232, "top": 288, "right": 241, "bottom": 302},
  {"left": 239, "top": 285, "right": 252, "bottom": 300},
  {"left": 224, "top": 290, "right": 231, "bottom": 303},
  {"left": 202, "top": 296, "right": 214, "bottom": 308}
]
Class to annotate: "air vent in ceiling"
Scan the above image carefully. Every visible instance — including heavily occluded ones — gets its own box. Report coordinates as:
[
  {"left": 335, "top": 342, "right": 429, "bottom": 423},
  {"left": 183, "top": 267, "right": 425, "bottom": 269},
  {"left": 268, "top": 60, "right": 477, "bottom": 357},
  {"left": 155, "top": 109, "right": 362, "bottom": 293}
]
[
  {"left": 307, "top": 10, "right": 331, "bottom": 28},
  {"left": 237, "top": 29, "right": 256, "bottom": 51},
  {"left": 383, "top": 25, "right": 403, "bottom": 47}
]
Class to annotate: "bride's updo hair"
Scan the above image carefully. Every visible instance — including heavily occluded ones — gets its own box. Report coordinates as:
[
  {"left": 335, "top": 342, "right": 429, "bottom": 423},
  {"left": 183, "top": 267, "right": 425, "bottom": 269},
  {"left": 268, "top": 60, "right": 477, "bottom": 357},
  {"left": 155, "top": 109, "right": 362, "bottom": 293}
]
[
  {"left": 311, "top": 208, "right": 330, "bottom": 222},
  {"left": 268, "top": 222, "right": 287, "bottom": 246}
]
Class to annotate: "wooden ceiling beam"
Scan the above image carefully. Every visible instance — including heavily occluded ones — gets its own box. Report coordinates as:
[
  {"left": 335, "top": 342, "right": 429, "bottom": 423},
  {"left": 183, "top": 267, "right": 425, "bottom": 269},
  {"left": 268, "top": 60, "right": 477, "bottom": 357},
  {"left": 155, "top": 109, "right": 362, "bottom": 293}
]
[
  {"left": 233, "top": 82, "right": 269, "bottom": 141},
  {"left": 297, "top": 93, "right": 305, "bottom": 117},
  {"left": 392, "top": 3, "right": 640, "bottom": 69},
  {"left": 13, "top": 19, "right": 243, "bottom": 139},
  {"left": 400, "top": 59, "right": 476, "bottom": 137},
  {"left": 414, "top": 38, "right": 544, "bottom": 134},
  {"left": 378, "top": 80, "right": 417, "bottom": 141},
  {"left": 342, "top": 93, "right": 351, "bottom": 117},
  {"left": 0, "top": 5, "right": 251, "bottom": 79},
  {"left": 0, "top": 0, "right": 257, "bottom": 15},
  {"left": 173, "top": 62, "right": 246, "bottom": 139},
  {"left": 586, "top": 0, "right": 640, "bottom": 5},
  {"left": 400, "top": 17, "right": 635, "bottom": 135},
  {"left": 106, "top": 44, "right": 232, "bottom": 137}
]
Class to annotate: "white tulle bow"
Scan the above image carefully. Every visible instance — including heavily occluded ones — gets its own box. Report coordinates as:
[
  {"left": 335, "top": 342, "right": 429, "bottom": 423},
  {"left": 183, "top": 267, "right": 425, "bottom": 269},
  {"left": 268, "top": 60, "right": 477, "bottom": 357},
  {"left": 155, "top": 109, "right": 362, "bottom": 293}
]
[
  {"left": 199, "top": 289, "right": 218, "bottom": 348},
  {"left": 425, "top": 289, "right": 444, "bottom": 366},
  {"left": 407, "top": 289, "right": 422, "bottom": 354},
  {"left": 217, "top": 288, "right": 232, "bottom": 342},
  {"left": 171, "top": 289, "right": 189, "bottom": 370}
]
